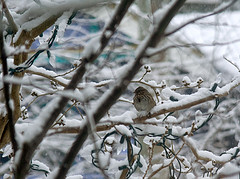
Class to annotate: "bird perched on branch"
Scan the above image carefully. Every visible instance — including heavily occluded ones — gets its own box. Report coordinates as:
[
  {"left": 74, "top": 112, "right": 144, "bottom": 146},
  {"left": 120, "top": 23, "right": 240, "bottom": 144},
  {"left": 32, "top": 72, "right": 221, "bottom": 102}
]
[{"left": 133, "top": 87, "right": 156, "bottom": 112}]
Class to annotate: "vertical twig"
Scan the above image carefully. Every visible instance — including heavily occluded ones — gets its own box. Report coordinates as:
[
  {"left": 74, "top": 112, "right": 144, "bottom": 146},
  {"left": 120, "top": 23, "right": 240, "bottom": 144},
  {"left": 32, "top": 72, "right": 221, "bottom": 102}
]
[{"left": 0, "top": 12, "right": 18, "bottom": 154}]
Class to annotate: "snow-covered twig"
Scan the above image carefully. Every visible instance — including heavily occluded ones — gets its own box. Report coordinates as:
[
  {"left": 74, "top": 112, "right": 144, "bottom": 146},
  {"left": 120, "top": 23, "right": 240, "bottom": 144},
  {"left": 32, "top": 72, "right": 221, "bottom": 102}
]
[
  {"left": 182, "top": 136, "right": 240, "bottom": 164},
  {"left": 1, "top": 0, "right": 18, "bottom": 34},
  {"left": 134, "top": 76, "right": 240, "bottom": 122},
  {"left": 26, "top": 69, "right": 69, "bottom": 88}
]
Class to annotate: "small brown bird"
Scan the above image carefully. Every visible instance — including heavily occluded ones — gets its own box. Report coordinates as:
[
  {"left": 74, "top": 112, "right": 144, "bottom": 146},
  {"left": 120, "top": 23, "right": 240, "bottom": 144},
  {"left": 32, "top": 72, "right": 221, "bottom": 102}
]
[{"left": 133, "top": 87, "right": 156, "bottom": 112}]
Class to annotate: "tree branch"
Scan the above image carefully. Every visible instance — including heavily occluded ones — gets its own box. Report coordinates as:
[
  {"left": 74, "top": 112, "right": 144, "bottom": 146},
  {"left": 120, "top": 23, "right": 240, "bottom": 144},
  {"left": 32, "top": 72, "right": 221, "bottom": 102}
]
[
  {"left": 1, "top": 0, "right": 18, "bottom": 34},
  {"left": 25, "top": 69, "right": 68, "bottom": 88},
  {"left": 134, "top": 76, "right": 240, "bottom": 122},
  {"left": 14, "top": 0, "right": 135, "bottom": 178},
  {"left": 0, "top": 12, "right": 18, "bottom": 154},
  {"left": 55, "top": 0, "right": 186, "bottom": 178},
  {"left": 50, "top": 74, "right": 240, "bottom": 134},
  {"left": 146, "top": 38, "right": 240, "bottom": 58},
  {"left": 181, "top": 136, "right": 239, "bottom": 164},
  {"left": 165, "top": 0, "right": 237, "bottom": 37}
]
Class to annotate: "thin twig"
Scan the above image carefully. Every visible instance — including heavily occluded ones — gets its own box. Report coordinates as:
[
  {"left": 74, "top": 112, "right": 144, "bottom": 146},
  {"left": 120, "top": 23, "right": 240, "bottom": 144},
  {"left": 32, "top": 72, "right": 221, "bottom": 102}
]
[
  {"left": 148, "top": 143, "right": 184, "bottom": 179},
  {"left": 26, "top": 70, "right": 68, "bottom": 88},
  {"left": 21, "top": 92, "right": 54, "bottom": 116},
  {"left": 143, "top": 142, "right": 155, "bottom": 179},
  {"left": 165, "top": 0, "right": 237, "bottom": 37},
  {"left": 52, "top": 101, "right": 76, "bottom": 128},
  {"left": 223, "top": 56, "right": 240, "bottom": 72},
  {"left": 146, "top": 38, "right": 240, "bottom": 58},
  {"left": 131, "top": 80, "right": 165, "bottom": 89},
  {"left": 73, "top": 102, "right": 84, "bottom": 119},
  {"left": 53, "top": 63, "right": 81, "bottom": 78}
]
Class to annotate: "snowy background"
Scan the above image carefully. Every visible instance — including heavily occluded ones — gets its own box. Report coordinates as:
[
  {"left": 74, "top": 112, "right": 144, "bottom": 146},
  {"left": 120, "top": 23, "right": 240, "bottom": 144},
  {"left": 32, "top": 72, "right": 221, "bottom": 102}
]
[{"left": 1, "top": 0, "right": 240, "bottom": 178}]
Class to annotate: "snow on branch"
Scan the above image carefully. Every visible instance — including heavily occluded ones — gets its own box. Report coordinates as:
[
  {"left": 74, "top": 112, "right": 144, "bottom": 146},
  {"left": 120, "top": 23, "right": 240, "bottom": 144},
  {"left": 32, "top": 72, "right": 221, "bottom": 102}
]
[
  {"left": 14, "top": 0, "right": 135, "bottom": 178},
  {"left": 182, "top": 136, "right": 240, "bottom": 164},
  {"left": 134, "top": 75, "right": 240, "bottom": 122},
  {"left": 1, "top": 0, "right": 18, "bottom": 34},
  {"left": 55, "top": 1, "right": 186, "bottom": 178},
  {"left": 13, "top": 0, "right": 113, "bottom": 44}
]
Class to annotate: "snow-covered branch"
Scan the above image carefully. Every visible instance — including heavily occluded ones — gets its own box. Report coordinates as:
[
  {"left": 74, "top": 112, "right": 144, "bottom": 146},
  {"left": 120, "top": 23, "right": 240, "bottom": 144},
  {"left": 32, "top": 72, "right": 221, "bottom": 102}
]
[
  {"left": 14, "top": 0, "right": 135, "bottom": 178},
  {"left": 182, "top": 136, "right": 240, "bottom": 164},
  {"left": 2, "top": 0, "right": 239, "bottom": 178},
  {"left": 55, "top": 1, "right": 186, "bottom": 178},
  {"left": 13, "top": 0, "right": 113, "bottom": 45},
  {"left": 134, "top": 76, "right": 240, "bottom": 122},
  {"left": 50, "top": 75, "right": 240, "bottom": 134},
  {"left": 1, "top": 0, "right": 18, "bottom": 34}
]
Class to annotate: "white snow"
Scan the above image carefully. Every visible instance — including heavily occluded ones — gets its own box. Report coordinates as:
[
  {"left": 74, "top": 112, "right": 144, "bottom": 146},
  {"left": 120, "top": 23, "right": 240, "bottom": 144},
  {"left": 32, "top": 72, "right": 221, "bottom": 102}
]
[
  {"left": 153, "top": 0, "right": 175, "bottom": 25},
  {"left": 217, "top": 163, "right": 240, "bottom": 179},
  {"left": 3, "top": 1, "right": 240, "bottom": 178},
  {"left": 115, "top": 125, "right": 132, "bottom": 137},
  {"left": 182, "top": 76, "right": 191, "bottom": 85},
  {"left": 22, "top": 97, "right": 61, "bottom": 143},
  {"left": 81, "top": 36, "right": 101, "bottom": 58},
  {"left": 31, "top": 160, "right": 51, "bottom": 173},
  {"left": 66, "top": 175, "right": 83, "bottom": 179},
  {"left": 2, "top": 145, "right": 13, "bottom": 158}
]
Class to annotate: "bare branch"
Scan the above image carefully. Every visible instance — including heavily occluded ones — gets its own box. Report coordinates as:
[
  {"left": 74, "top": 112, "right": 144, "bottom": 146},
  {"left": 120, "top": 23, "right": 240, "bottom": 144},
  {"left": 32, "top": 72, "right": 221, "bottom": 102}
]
[
  {"left": 224, "top": 56, "right": 240, "bottom": 72},
  {"left": 146, "top": 38, "right": 240, "bottom": 58},
  {"left": 165, "top": 0, "right": 237, "bottom": 37}
]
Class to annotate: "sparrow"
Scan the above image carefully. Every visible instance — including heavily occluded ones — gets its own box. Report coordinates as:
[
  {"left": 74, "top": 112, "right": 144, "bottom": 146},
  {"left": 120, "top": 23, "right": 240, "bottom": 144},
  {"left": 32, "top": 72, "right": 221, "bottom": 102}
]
[{"left": 133, "top": 87, "right": 156, "bottom": 112}]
